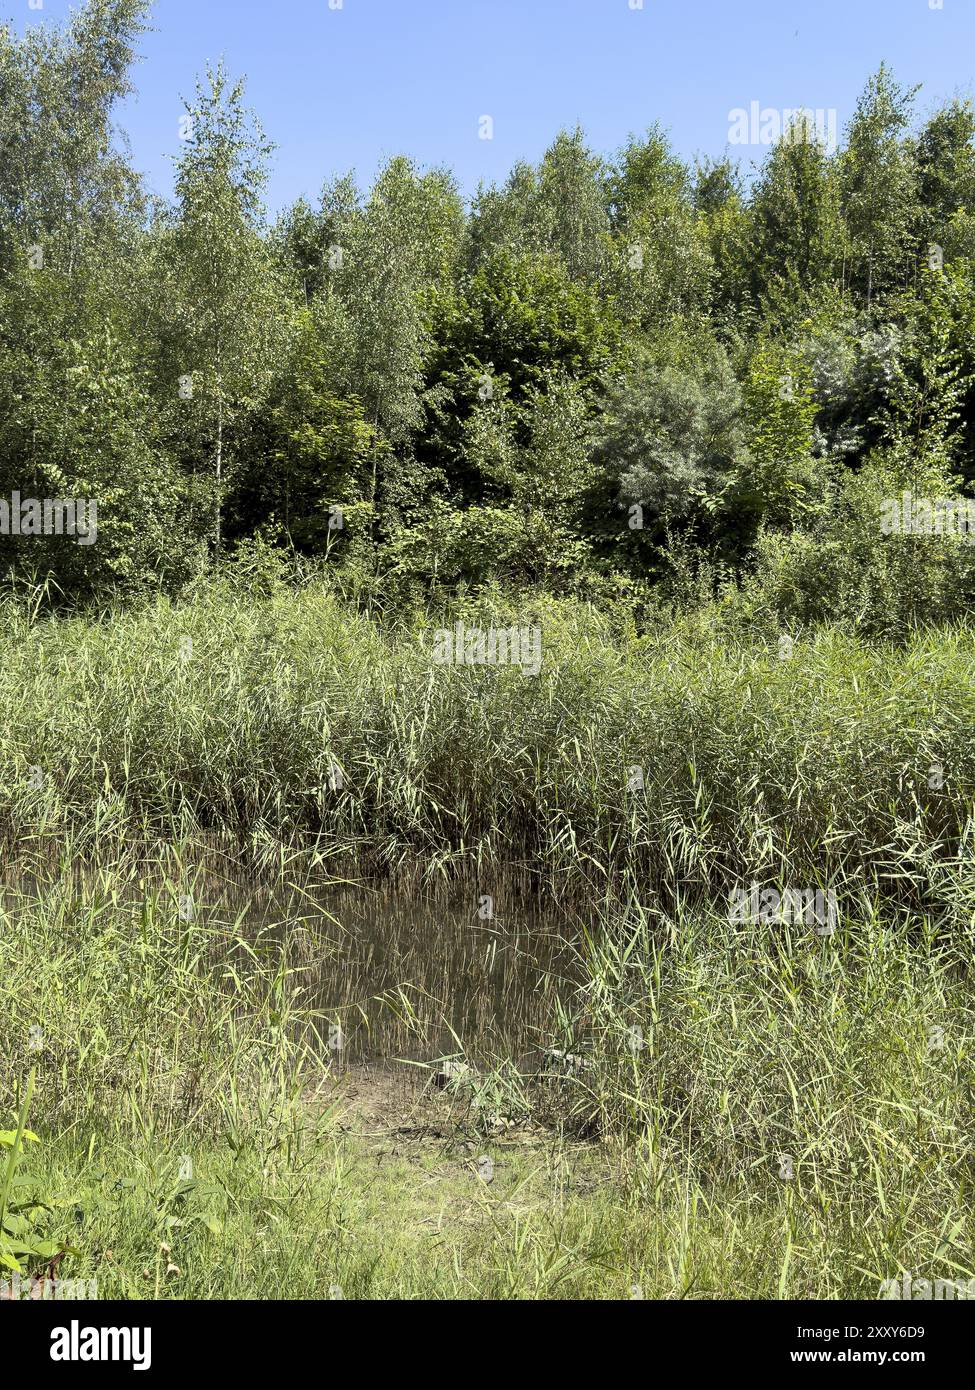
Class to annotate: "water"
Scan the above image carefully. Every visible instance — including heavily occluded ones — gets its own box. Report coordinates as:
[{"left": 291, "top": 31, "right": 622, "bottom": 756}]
[
  {"left": 1, "top": 856, "right": 586, "bottom": 1069},
  {"left": 248, "top": 884, "right": 582, "bottom": 1065}
]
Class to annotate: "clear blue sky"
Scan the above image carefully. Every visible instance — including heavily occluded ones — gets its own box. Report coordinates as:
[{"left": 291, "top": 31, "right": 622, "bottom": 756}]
[{"left": 11, "top": 0, "right": 975, "bottom": 212}]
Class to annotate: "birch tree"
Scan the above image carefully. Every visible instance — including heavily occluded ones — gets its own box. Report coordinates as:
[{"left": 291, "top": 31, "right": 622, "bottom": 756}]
[{"left": 163, "top": 64, "right": 287, "bottom": 555}]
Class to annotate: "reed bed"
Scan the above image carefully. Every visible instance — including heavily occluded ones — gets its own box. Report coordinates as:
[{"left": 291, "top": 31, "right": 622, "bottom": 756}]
[
  {"left": 2, "top": 580, "right": 975, "bottom": 914},
  {"left": 2, "top": 855, "right": 973, "bottom": 1298},
  {"left": 3, "top": 581, "right": 975, "bottom": 1297}
]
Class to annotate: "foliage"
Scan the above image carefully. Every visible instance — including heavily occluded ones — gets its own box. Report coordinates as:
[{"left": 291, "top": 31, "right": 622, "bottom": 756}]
[{"left": 4, "top": 5, "right": 975, "bottom": 615}]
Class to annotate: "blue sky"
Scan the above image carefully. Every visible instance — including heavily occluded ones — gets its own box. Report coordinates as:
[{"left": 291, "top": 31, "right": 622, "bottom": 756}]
[{"left": 10, "top": 0, "right": 975, "bottom": 212}]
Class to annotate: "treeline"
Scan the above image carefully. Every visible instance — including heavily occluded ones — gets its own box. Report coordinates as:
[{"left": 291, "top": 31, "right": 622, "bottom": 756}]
[{"left": 3, "top": 0, "right": 975, "bottom": 631}]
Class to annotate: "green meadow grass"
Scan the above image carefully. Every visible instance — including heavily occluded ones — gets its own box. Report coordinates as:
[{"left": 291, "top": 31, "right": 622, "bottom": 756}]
[
  {"left": 2, "top": 856, "right": 973, "bottom": 1299},
  {"left": 2, "top": 581, "right": 975, "bottom": 1298}
]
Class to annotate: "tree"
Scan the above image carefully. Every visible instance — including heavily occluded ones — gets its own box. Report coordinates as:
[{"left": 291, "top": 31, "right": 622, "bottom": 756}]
[
  {"left": 694, "top": 157, "right": 750, "bottom": 323},
  {"left": 594, "top": 333, "right": 746, "bottom": 534},
  {"left": 731, "top": 342, "right": 819, "bottom": 531},
  {"left": 422, "top": 247, "right": 618, "bottom": 500},
  {"left": 0, "top": 0, "right": 148, "bottom": 281},
  {"left": 607, "top": 128, "right": 713, "bottom": 329},
  {"left": 0, "top": 0, "right": 200, "bottom": 598},
  {"left": 840, "top": 66, "right": 920, "bottom": 304},
  {"left": 748, "top": 115, "right": 847, "bottom": 314},
  {"left": 319, "top": 158, "right": 463, "bottom": 443},
  {"left": 227, "top": 306, "right": 376, "bottom": 556},
  {"left": 156, "top": 63, "right": 287, "bottom": 556},
  {"left": 468, "top": 129, "right": 611, "bottom": 286},
  {"left": 914, "top": 100, "right": 975, "bottom": 263},
  {"left": 0, "top": 262, "right": 198, "bottom": 595}
]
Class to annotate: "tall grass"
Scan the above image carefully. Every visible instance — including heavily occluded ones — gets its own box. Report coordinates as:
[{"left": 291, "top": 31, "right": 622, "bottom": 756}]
[
  {"left": 3, "top": 854, "right": 973, "bottom": 1298},
  {"left": 563, "top": 896, "right": 975, "bottom": 1296},
  {"left": 2, "top": 578, "right": 975, "bottom": 912},
  {"left": 3, "top": 579, "right": 975, "bottom": 1298}
]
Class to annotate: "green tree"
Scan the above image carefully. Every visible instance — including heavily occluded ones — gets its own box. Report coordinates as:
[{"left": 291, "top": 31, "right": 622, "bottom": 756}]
[
  {"left": 423, "top": 247, "right": 618, "bottom": 500},
  {"left": 607, "top": 128, "right": 713, "bottom": 329},
  {"left": 731, "top": 342, "right": 819, "bottom": 530},
  {"left": 228, "top": 306, "right": 377, "bottom": 556},
  {"left": 748, "top": 116, "right": 847, "bottom": 314},
  {"left": 0, "top": 0, "right": 148, "bottom": 281},
  {"left": 156, "top": 63, "right": 287, "bottom": 555},
  {"left": 914, "top": 100, "right": 975, "bottom": 263},
  {"left": 320, "top": 157, "right": 463, "bottom": 443},
  {"left": 468, "top": 129, "right": 611, "bottom": 286},
  {"left": 594, "top": 333, "right": 746, "bottom": 534},
  {"left": 840, "top": 66, "right": 920, "bottom": 304},
  {"left": 694, "top": 157, "right": 750, "bottom": 323}
]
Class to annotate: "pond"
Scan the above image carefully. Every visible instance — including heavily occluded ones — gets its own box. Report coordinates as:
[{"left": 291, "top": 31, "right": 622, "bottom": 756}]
[{"left": 245, "top": 882, "right": 584, "bottom": 1067}]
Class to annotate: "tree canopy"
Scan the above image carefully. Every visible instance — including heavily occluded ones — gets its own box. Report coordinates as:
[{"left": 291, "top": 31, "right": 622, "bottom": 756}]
[{"left": 3, "top": 2, "right": 975, "bottom": 621}]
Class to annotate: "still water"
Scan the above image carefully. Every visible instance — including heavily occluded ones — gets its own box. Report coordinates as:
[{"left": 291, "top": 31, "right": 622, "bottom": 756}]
[{"left": 236, "top": 881, "right": 583, "bottom": 1066}]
